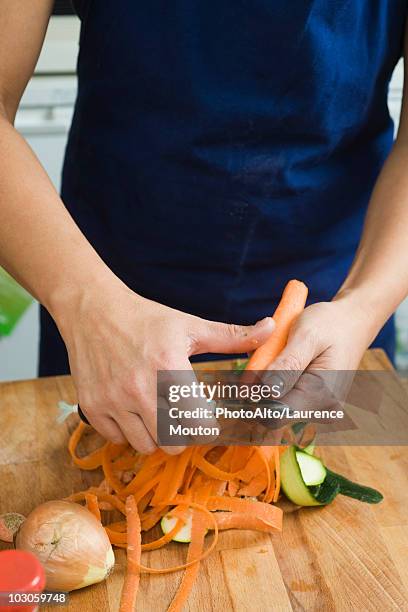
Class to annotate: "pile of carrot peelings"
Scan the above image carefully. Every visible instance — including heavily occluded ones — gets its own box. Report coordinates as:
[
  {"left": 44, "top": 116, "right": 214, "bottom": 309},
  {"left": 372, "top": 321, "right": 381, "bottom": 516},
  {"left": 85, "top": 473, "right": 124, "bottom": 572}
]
[{"left": 66, "top": 280, "right": 308, "bottom": 611}]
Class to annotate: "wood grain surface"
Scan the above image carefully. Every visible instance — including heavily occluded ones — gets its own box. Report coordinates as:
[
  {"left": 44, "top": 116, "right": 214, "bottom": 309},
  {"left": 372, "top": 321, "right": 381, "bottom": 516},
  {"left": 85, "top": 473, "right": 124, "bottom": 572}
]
[{"left": 0, "top": 349, "right": 407, "bottom": 611}]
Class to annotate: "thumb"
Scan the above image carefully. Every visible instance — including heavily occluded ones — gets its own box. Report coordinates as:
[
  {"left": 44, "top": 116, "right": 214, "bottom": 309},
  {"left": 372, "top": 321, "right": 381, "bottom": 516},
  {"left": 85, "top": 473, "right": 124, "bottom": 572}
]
[
  {"left": 262, "top": 330, "right": 318, "bottom": 395},
  {"left": 190, "top": 316, "right": 275, "bottom": 355}
]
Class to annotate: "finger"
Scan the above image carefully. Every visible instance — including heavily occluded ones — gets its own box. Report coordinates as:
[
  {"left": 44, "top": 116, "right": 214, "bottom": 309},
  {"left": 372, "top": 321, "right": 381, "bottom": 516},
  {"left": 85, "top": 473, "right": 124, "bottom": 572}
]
[
  {"left": 262, "top": 329, "right": 319, "bottom": 397},
  {"left": 116, "top": 410, "right": 157, "bottom": 454},
  {"left": 157, "top": 396, "right": 187, "bottom": 455},
  {"left": 283, "top": 371, "right": 341, "bottom": 414},
  {"left": 189, "top": 316, "right": 275, "bottom": 355},
  {"left": 157, "top": 363, "right": 219, "bottom": 447},
  {"left": 85, "top": 412, "right": 128, "bottom": 445}
]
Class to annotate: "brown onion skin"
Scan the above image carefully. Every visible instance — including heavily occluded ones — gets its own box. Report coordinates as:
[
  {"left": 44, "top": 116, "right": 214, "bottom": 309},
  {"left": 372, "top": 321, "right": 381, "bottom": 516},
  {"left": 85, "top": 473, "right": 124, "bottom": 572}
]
[{"left": 15, "top": 500, "right": 114, "bottom": 591}]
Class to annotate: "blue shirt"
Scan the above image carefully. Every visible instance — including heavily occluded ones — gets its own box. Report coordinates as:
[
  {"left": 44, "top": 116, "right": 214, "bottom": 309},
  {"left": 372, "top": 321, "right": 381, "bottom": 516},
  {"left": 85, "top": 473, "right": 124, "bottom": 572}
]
[{"left": 53, "top": 1, "right": 407, "bottom": 365}]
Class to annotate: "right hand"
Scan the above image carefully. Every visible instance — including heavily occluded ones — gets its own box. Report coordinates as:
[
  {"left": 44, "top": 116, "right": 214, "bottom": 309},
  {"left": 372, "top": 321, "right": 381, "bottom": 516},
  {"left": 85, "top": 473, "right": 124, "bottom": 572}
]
[{"left": 54, "top": 276, "right": 274, "bottom": 454}]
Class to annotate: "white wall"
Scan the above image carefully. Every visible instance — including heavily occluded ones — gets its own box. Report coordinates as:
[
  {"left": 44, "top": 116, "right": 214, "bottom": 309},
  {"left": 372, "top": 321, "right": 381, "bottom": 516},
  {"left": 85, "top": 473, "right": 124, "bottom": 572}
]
[{"left": 0, "top": 17, "right": 79, "bottom": 382}]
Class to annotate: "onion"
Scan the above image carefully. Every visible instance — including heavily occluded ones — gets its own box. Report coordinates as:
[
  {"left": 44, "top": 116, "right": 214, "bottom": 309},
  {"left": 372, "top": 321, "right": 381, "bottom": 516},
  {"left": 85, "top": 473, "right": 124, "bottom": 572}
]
[{"left": 15, "top": 500, "right": 114, "bottom": 591}]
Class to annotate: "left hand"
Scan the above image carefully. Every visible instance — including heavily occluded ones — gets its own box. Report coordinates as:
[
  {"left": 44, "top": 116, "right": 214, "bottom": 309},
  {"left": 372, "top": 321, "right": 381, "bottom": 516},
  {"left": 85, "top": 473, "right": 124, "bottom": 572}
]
[{"left": 263, "top": 295, "right": 379, "bottom": 412}]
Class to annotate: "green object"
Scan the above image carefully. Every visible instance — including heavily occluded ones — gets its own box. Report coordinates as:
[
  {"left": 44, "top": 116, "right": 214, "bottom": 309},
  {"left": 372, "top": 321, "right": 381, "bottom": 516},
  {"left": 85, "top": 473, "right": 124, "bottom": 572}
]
[
  {"left": 310, "top": 472, "right": 341, "bottom": 505},
  {"left": 295, "top": 451, "right": 327, "bottom": 486},
  {"left": 315, "top": 469, "right": 383, "bottom": 505},
  {"left": 0, "top": 268, "right": 33, "bottom": 336},
  {"left": 303, "top": 440, "right": 316, "bottom": 455},
  {"left": 280, "top": 446, "right": 323, "bottom": 506},
  {"left": 281, "top": 445, "right": 383, "bottom": 507},
  {"left": 233, "top": 358, "right": 249, "bottom": 373},
  {"left": 161, "top": 510, "right": 200, "bottom": 543}
]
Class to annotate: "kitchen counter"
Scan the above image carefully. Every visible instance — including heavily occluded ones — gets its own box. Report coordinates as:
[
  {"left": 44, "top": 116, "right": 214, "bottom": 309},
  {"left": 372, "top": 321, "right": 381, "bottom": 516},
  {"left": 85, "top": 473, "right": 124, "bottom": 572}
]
[{"left": 0, "top": 349, "right": 407, "bottom": 611}]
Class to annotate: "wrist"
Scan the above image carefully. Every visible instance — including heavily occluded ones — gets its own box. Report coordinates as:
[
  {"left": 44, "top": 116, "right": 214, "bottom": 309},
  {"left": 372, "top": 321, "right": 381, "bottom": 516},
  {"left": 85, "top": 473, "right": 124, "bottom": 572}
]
[
  {"left": 332, "top": 285, "right": 387, "bottom": 342},
  {"left": 45, "top": 263, "right": 126, "bottom": 338}
]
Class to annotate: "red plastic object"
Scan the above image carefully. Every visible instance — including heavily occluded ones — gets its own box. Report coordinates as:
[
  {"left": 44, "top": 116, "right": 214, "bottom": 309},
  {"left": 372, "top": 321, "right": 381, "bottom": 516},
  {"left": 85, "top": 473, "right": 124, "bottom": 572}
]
[{"left": 0, "top": 550, "right": 45, "bottom": 612}]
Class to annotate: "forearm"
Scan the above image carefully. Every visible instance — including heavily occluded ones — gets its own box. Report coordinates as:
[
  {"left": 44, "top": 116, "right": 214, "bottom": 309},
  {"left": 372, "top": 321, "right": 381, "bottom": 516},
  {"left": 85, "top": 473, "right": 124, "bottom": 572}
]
[
  {"left": 335, "top": 140, "right": 408, "bottom": 335},
  {"left": 0, "top": 111, "right": 117, "bottom": 321}
]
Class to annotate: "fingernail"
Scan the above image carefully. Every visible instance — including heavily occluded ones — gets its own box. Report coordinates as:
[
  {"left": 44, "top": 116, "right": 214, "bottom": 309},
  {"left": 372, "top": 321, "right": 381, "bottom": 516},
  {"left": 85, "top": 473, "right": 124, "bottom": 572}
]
[{"left": 263, "top": 373, "right": 286, "bottom": 396}]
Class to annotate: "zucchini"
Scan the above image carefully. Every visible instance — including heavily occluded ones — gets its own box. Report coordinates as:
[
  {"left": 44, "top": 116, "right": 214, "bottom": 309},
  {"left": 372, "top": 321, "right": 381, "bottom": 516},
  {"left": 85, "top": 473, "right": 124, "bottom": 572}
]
[
  {"left": 161, "top": 509, "right": 210, "bottom": 543},
  {"left": 322, "top": 469, "right": 383, "bottom": 504},
  {"left": 280, "top": 446, "right": 323, "bottom": 506},
  {"left": 281, "top": 446, "right": 383, "bottom": 507},
  {"left": 295, "top": 451, "right": 326, "bottom": 486},
  {"left": 310, "top": 471, "right": 341, "bottom": 505},
  {"left": 161, "top": 510, "right": 193, "bottom": 543},
  {"left": 303, "top": 440, "right": 315, "bottom": 455}
]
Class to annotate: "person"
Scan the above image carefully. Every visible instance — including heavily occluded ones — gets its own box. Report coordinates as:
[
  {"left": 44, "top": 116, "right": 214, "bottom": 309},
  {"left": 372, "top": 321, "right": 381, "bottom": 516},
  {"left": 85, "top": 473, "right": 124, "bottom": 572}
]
[{"left": 1, "top": 1, "right": 408, "bottom": 453}]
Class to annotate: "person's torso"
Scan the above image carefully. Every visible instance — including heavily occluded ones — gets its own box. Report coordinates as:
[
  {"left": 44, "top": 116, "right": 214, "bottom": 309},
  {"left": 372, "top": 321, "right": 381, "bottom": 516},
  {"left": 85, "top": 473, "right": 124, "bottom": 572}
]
[{"left": 63, "top": 0, "right": 406, "bottom": 323}]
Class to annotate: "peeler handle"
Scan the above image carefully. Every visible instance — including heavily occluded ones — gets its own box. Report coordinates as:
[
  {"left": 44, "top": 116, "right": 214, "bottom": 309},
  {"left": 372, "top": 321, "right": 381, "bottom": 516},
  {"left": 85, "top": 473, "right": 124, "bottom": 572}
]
[{"left": 77, "top": 404, "right": 90, "bottom": 425}]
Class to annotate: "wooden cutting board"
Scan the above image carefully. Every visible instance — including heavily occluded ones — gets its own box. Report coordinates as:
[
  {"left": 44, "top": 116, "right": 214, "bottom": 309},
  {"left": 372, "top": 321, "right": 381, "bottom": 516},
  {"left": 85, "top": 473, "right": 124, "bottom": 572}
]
[{"left": 0, "top": 349, "right": 408, "bottom": 611}]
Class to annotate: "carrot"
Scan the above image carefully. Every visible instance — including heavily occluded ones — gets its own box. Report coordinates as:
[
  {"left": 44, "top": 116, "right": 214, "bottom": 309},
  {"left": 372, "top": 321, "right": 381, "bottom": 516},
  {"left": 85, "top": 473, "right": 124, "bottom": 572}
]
[
  {"left": 253, "top": 447, "right": 271, "bottom": 499},
  {"left": 238, "top": 472, "right": 269, "bottom": 497},
  {"left": 141, "top": 507, "right": 170, "bottom": 531},
  {"left": 212, "top": 512, "right": 281, "bottom": 533},
  {"left": 66, "top": 421, "right": 287, "bottom": 609},
  {"left": 245, "top": 279, "right": 308, "bottom": 371},
  {"left": 106, "top": 521, "right": 127, "bottom": 532},
  {"left": 168, "top": 511, "right": 207, "bottom": 612},
  {"left": 133, "top": 474, "right": 161, "bottom": 504},
  {"left": 68, "top": 421, "right": 107, "bottom": 469},
  {"left": 106, "top": 527, "right": 127, "bottom": 545},
  {"left": 206, "top": 496, "right": 282, "bottom": 527},
  {"left": 102, "top": 442, "right": 127, "bottom": 493},
  {"left": 66, "top": 489, "right": 126, "bottom": 515},
  {"left": 110, "top": 502, "right": 219, "bottom": 576},
  {"left": 85, "top": 493, "right": 101, "bottom": 522},
  {"left": 192, "top": 453, "right": 242, "bottom": 482},
  {"left": 150, "top": 449, "right": 194, "bottom": 506},
  {"left": 141, "top": 518, "right": 185, "bottom": 551},
  {"left": 109, "top": 517, "right": 186, "bottom": 550},
  {"left": 273, "top": 446, "right": 281, "bottom": 503},
  {"left": 119, "top": 496, "right": 142, "bottom": 612}
]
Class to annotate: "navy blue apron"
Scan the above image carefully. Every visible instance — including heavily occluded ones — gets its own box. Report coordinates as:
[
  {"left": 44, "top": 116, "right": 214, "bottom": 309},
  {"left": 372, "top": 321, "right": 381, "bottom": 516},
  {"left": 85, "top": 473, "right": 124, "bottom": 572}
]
[{"left": 40, "top": 0, "right": 406, "bottom": 375}]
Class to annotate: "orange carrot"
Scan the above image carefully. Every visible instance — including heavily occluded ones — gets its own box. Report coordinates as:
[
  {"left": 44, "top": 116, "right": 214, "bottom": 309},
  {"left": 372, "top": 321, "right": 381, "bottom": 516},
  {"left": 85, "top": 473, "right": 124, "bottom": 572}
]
[
  {"left": 238, "top": 471, "right": 269, "bottom": 497},
  {"left": 106, "top": 521, "right": 127, "bottom": 532},
  {"left": 138, "top": 501, "right": 218, "bottom": 575},
  {"left": 141, "top": 518, "right": 185, "bottom": 551},
  {"left": 133, "top": 474, "right": 161, "bottom": 504},
  {"left": 206, "top": 495, "right": 282, "bottom": 527},
  {"left": 66, "top": 420, "right": 286, "bottom": 609},
  {"left": 168, "top": 511, "right": 207, "bottom": 612},
  {"left": 212, "top": 512, "right": 281, "bottom": 533},
  {"left": 106, "top": 527, "right": 127, "bottom": 545},
  {"left": 85, "top": 493, "right": 101, "bottom": 522},
  {"left": 108, "top": 514, "right": 187, "bottom": 552},
  {"left": 119, "top": 496, "right": 142, "bottom": 612},
  {"left": 192, "top": 453, "right": 242, "bottom": 482},
  {"left": 68, "top": 421, "right": 107, "bottom": 469},
  {"left": 246, "top": 279, "right": 308, "bottom": 371},
  {"left": 102, "top": 442, "right": 126, "bottom": 493},
  {"left": 66, "top": 489, "right": 126, "bottom": 515},
  {"left": 273, "top": 446, "right": 281, "bottom": 503}
]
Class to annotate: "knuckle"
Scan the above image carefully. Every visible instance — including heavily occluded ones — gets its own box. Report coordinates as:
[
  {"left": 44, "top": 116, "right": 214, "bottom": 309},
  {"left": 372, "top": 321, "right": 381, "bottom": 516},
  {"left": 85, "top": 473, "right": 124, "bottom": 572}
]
[
  {"left": 153, "top": 350, "right": 181, "bottom": 370},
  {"left": 77, "top": 392, "right": 98, "bottom": 416},
  {"left": 296, "top": 326, "right": 318, "bottom": 347},
  {"left": 122, "top": 372, "right": 144, "bottom": 398},
  {"left": 107, "top": 431, "right": 125, "bottom": 445},
  {"left": 308, "top": 373, "right": 326, "bottom": 392},
  {"left": 226, "top": 323, "right": 245, "bottom": 338},
  {"left": 278, "top": 354, "right": 303, "bottom": 372}
]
